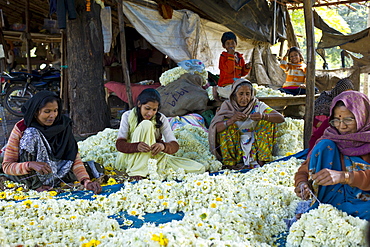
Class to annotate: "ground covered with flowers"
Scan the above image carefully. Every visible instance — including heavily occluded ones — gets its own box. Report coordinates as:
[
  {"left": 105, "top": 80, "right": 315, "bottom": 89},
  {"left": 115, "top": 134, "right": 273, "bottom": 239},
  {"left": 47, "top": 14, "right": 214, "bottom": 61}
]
[{"left": 0, "top": 115, "right": 368, "bottom": 246}]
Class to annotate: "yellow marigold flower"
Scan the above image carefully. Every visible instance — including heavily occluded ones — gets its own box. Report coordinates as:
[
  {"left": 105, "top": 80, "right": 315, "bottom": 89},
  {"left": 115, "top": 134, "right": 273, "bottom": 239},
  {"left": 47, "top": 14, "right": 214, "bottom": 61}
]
[
  {"left": 82, "top": 239, "right": 101, "bottom": 247},
  {"left": 285, "top": 152, "right": 294, "bottom": 156},
  {"left": 0, "top": 192, "right": 6, "bottom": 199},
  {"left": 162, "top": 202, "right": 168, "bottom": 206},
  {"left": 29, "top": 221, "right": 35, "bottom": 225},
  {"left": 48, "top": 191, "right": 58, "bottom": 197},
  {"left": 216, "top": 197, "right": 222, "bottom": 201},
  {"left": 33, "top": 205, "right": 39, "bottom": 208},
  {"left": 80, "top": 236, "right": 86, "bottom": 241},
  {"left": 197, "top": 223, "right": 203, "bottom": 227},
  {"left": 151, "top": 233, "right": 169, "bottom": 246},
  {"left": 22, "top": 200, "right": 32, "bottom": 208},
  {"left": 210, "top": 203, "right": 217, "bottom": 208},
  {"left": 70, "top": 216, "right": 77, "bottom": 219},
  {"left": 106, "top": 178, "right": 117, "bottom": 186},
  {"left": 16, "top": 187, "right": 23, "bottom": 192},
  {"left": 158, "top": 195, "right": 164, "bottom": 199},
  {"left": 6, "top": 183, "right": 15, "bottom": 189},
  {"left": 196, "top": 182, "right": 201, "bottom": 186},
  {"left": 280, "top": 171, "right": 286, "bottom": 176},
  {"left": 105, "top": 166, "right": 113, "bottom": 171}
]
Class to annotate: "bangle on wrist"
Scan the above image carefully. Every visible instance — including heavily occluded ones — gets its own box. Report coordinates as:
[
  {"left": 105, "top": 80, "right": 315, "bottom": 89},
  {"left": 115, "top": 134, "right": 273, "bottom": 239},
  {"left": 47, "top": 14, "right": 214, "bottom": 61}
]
[
  {"left": 81, "top": 179, "right": 91, "bottom": 187},
  {"left": 343, "top": 171, "right": 350, "bottom": 184},
  {"left": 224, "top": 120, "right": 228, "bottom": 128}
]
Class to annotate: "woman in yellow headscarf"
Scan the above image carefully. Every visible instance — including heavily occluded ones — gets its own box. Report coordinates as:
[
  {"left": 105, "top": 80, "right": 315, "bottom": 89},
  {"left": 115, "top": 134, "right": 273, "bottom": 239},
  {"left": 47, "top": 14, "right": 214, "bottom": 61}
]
[{"left": 115, "top": 88, "right": 206, "bottom": 180}]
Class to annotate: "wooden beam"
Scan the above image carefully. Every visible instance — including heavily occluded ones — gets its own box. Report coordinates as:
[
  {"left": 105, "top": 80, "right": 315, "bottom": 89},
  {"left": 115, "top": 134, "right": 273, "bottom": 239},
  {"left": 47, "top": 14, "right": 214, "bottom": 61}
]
[
  {"left": 25, "top": 0, "right": 31, "bottom": 73},
  {"left": 116, "top": 0, "right": 134, "bottom": 108},
  {"left": 303, "top": 0, "right": 315, "bottom": 149}
]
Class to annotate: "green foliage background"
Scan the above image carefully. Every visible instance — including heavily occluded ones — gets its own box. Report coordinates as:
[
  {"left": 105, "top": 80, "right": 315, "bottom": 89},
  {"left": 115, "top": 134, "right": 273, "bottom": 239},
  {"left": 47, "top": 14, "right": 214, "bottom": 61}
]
[{"left": 281, "top": 4, "right": 368, "bottom": 69}]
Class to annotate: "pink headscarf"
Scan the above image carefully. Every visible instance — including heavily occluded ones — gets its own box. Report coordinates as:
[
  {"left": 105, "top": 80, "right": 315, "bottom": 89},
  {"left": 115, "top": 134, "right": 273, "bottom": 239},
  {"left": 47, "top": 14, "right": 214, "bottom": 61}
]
[{"left": 321, "top": 90, "right": 370, "bottom": 156}]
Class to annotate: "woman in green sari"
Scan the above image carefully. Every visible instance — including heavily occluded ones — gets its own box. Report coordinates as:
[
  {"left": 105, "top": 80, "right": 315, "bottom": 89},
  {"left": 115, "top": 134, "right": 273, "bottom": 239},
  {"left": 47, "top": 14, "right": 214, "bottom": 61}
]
[{"left": 115, "top": 89, "right": 206, "bottom": 180}]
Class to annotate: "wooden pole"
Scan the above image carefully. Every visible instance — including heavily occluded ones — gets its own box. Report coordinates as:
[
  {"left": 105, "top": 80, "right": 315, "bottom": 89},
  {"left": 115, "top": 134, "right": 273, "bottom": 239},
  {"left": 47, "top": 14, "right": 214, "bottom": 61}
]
[
  {"left": 364, "top": 6, "right": 370, "bottom": 96},
  {"left": 303, "top": 0, "right": 315, "bottom": 149},
  {"left": 25, "top": 0, "right": 31, "bottom": 73},
  {"left": 60, "top": 29, "right": 69, "bottom": 112},
  {"left": 116, "top": 0, "right": 134, "bottom": 108}
]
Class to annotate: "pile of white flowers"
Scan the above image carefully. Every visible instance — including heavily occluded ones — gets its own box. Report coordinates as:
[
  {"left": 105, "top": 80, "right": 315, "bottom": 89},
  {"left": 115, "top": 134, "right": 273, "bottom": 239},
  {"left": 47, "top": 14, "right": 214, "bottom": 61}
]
[
  {"left": 159, "top": 67, "right": 208, "bottom": 86},
  {"left": 78, "top": 128, "right": 119, "bottom": 168},
  {"left": 253, "top": 84, "right": 288, "bottom": 97},
  {"left": 274, "top": 117, "right": 304, "bottom": 158},
  {"left": 0, "top": 157, "right": 367, "bottom": 246},
  {"left": 287, "top": 204, "right": 368, "bottom": 247},
  {"left": 0, "top": 225, "right": 7, "bottom": 247},
  {"left": 173, "top": 124, "right": 222, "bottom": 172},
  {"left": 0, "top": 158, "right": 300, "bottom": 246}
]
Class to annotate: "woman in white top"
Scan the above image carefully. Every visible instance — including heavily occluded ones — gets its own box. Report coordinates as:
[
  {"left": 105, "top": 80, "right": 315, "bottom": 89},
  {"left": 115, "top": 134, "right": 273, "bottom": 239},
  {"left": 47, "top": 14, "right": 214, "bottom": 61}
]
[{"left": 115, "top": 88, "right": 205, "bottom": 180}]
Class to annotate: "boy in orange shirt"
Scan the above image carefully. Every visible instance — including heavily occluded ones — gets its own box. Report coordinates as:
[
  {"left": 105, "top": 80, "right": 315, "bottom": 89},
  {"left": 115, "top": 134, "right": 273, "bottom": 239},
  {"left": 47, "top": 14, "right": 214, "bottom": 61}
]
[{"left": 218, "top": 32, "right": 251, "bottom": 87}]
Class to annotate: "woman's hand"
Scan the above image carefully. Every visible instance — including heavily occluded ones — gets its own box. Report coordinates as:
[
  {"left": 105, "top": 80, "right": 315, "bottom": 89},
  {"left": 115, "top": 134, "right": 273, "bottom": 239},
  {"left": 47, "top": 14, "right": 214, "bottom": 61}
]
[
  {"left": 311, "top": 168, "right": 343, "bottom": 186},
  {"left": 85, "top": 181, "right": 102, "bottom": 194},
  {"left": 294, "top": 182, "right": 311, "bottom": 200},
  {"left": 230, "top": 112, "right": 247, "bottom": 123},
  {"left": 137, "top": 142, "right": 151, "bottom": 153},
  {"left": 250, "top": 112, "right": 264, "bottom": 121},
  {"left": 28, "top": 162, "right": 52, "bottom": 175},
  {"left": 245, "top": 62, "right": 252, "bottom": 69},
  {"left": 150, "top": 143, "right": 165, "bottom": 156}
]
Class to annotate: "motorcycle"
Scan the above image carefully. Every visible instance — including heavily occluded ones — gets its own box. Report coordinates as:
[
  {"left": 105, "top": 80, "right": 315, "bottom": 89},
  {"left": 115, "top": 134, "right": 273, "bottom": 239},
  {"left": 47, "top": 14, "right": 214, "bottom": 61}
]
[{"left": 1, "top": 66, "right": 60, "bottom": 117}]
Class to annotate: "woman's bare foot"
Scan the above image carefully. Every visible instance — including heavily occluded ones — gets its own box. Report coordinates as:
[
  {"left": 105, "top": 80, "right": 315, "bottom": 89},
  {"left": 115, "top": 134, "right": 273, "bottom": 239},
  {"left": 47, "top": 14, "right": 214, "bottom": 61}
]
[
  {"left": 257, "top": 160, "right": 265, "bottom": 167},
  {"left": 35, "top": 185, "right": 52, "bottom": 192},
  {"left": 130, "top": 176, "right": 143, "bottom": 181}
]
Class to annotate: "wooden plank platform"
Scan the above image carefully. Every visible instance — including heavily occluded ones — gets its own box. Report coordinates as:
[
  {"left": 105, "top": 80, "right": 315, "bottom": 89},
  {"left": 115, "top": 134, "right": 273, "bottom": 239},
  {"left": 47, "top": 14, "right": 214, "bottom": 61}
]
[
  {"left": 258, "top": 94, "right": 320, "bottom": 107},
  {"left": 210, "top": 94, "right": 320, "bottom": 110}
]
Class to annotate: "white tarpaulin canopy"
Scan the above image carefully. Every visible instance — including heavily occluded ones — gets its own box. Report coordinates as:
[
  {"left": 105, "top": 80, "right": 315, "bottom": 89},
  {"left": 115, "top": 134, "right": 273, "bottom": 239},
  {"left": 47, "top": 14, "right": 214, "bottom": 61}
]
[{"left": 121, "top": 1, "right": 255, "bottom": 74}]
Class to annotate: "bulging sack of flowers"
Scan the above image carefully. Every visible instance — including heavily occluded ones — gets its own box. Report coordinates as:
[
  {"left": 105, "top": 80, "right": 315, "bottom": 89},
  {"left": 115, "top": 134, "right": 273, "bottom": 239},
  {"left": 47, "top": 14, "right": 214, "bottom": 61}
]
[{"left": 157, "top": 73, "right": 209, "bottom": 117}]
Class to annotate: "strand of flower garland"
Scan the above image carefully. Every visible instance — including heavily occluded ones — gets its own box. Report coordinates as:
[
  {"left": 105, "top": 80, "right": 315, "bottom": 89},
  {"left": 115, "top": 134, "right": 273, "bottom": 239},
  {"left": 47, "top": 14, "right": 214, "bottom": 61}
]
[
  {"left": 17, "top": 172, "right": 78, "bottom": 191},
  {"left": 300, "top": 183, "right": 321, "bottom": 204}
]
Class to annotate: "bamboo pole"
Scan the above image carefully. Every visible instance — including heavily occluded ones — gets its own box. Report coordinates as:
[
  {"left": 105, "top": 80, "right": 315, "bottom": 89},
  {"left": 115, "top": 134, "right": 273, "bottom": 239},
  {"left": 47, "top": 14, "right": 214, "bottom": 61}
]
[
  {"left": 25, "top": 0, "right": 31, "bottom": 73},
  {"left": 303, "top": 0, "right": 315, "bottom": 149},
  {"left": 116, "top": 0, "right": 134, "bottom": 109}
]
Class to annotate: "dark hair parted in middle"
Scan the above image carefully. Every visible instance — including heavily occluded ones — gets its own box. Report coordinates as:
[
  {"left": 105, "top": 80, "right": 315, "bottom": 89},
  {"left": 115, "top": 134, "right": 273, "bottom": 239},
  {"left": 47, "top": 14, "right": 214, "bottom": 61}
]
[{"left": 136, "top": 88, "right": 163, "bottom": 128}]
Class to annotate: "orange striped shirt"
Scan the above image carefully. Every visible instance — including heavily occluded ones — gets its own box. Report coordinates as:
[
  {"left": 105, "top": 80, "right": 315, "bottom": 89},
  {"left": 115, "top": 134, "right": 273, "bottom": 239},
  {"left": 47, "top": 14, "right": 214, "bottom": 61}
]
[
  {"left": 280, "top": 58, "right": 306, "bottom": 89},
  {"left": 2, "top": 120, "right": 89, "bottom": 183}
]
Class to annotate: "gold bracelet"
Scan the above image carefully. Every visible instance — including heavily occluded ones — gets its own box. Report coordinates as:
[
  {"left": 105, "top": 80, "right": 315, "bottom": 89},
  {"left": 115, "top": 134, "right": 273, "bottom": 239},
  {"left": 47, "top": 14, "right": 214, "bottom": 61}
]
[{"left": 343, "top": 171, "right": 350, "bottom": 184}]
